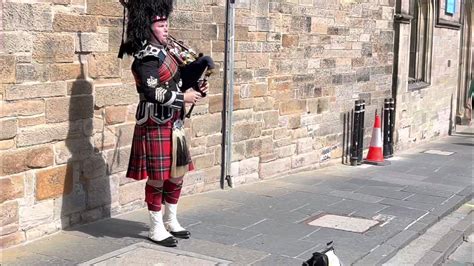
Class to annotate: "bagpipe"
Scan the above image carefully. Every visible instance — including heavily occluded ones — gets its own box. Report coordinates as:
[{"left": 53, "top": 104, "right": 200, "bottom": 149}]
[
  {"left": 166, "top": 35, "right": 215, "bottom": 118},
  {"left": 166, "top": 36, "right": 215, "bottom": 178}
]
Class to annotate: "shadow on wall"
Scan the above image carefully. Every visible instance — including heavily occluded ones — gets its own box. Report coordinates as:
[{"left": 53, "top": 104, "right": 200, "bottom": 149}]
[{"left": 60, "top": 32, "right": 111, "bottom": 230}]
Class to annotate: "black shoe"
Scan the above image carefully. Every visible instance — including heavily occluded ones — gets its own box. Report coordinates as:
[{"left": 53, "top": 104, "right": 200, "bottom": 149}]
[
  {"left": 170, "top": 230, "right": 191, "bottom": 239},
  {"left": 148, "top": 236, "right": 178, "bottom": 247}
]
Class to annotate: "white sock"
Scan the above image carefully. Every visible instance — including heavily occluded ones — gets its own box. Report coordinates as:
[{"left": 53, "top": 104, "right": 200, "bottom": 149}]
[
  {"left": 163, "top": 203, "right": 186, "bottom": 232},
  {"left": 149, "top": 210, "right": 173, "bottom": 241}
]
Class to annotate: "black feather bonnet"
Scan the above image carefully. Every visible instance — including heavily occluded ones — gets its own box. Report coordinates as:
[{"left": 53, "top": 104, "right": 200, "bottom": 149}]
[{"left": 119, "top": 0, "right": 173, "bottom": 56}]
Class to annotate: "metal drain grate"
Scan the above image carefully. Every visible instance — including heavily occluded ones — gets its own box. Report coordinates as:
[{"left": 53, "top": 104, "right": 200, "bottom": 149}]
[
  {"left": 422, "top": 150, "right": 455, "bottom": 156},
  {"left": 307, "top": 214, "right": 379, "bottom": 233}
]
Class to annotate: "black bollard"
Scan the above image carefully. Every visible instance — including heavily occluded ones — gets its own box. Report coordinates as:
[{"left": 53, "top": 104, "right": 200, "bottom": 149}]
[
  {"left": 357, "top": 100, "right": 365, "bottom": 165},
  {"left": 350, "top": 100, "right": 361, "bottom": 166},
  {"left": 388, "top": 98, "right": 395, "bottom": 156},
  {"left": 383, "top": 99, "right": 391, "bottom": 158}
]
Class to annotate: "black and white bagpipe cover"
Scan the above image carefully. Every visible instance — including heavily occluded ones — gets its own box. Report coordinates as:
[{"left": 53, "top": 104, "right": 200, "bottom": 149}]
[
  {"left": 303, "top": 242, "right": 342, "bottom": 266},
  {"left": 167, "top": 36, "right": 215, "bottom": 177}
]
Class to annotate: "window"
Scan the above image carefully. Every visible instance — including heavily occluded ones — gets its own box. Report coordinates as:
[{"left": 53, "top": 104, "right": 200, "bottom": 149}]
[{"left": 408, "top": 0, "right": 434, "bottom": 88}]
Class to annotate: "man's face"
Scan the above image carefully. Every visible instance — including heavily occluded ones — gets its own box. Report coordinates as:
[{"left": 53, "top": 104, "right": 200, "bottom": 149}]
[{"left": 151, "top": 20, "right": 168, "bottom": 45}]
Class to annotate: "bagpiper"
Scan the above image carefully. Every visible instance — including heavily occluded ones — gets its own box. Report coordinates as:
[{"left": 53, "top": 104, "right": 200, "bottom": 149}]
[{"left": 119, "top": 0, "right": 208, "bottom": 247}]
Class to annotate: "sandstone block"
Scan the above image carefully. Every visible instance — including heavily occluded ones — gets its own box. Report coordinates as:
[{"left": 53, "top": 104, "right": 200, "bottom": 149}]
[
  {"left": 2, "top": 32, "right": 33, "bottom": 53},
  {"left": 193, "top": 153, "right": 215, "bottom": 169},
  {"left": 17, "top": 120, "right": 82, "bottom": 147},
  {"left": 0, "top": 175, "right": 24, "bottom": 204},
  {"left": 0, "top": 200, "right": 19, "bottom": 227},
  {"left": 276, "top": 144, "right": 297, "bottom": 158},
  {"left": 0, "top": 55, "right": 16, "bottom": 84},
  {"left": 279, "top": 100, "right": 306, "bottom": 115},
  {"left": 36, "top": 165, "right": 73, "bottom": 200},
  {"left": 24, "top": 222, "right": 61, "bottom": 242},
  {"left": 0, "top": 100, "right": 44, "bottom": 119},
  {"left": 282, "top": 34, "right": 299, "bottom": 48},
  {"left": 105, "top": 106, "right": 127, "bottom": 125},
  {"left": 89, "top": 53, "right": 121, "bottom": 78},
  {"left": 0, "top": 231, "right": 25, "bottom": 249},
  {"left": 246, "top": 53, "right": 270, "bottom": 68},
  {"left": 16, "top": 63, "right": 49, "bottom": 83},
  {"left": 232, "top": 142, "right": 246, "bottom": 162},
  {"left": 233, "top": 122, "right": 262, "bottom": 142},
  {"left": 233, "top": 109, "right": 254, "bottom": 123},
  {"left": 50, "top": 64, "right": 84, "bottom": 81},
  {"left": 292, "top": 152, "right": 319, "bottom": 169},
  {"left": 19, "top": 200, "right": 54, "bottom": 230},
  {"left": 54, "top": 136, "right": 93, "bottom": 165},
  {"left": 95, "top": 84, "right": 137, "bottom": 108},
  {"left": 45, "top": 95, "right": 94, "bottom": 123},
  {"left": 0, "top": 118, "right": 17, "bottom": 140},
  {"left": 82, "top": 153, "right": 107, "bottom": 180},
  {"left": 317, "top": 98, "right": 330, "bottom": 113},
  {"left": 86, "top": 176, "right": 113, "bottom": 209},
  {"left": 262, "top": 110, "right": 279, "bottom": 129},
  {"left": 26, "top": 146, "right": 54, "bottom": 169},
  {"left": 239, "top": 157, "right": 259, "bottom": 175},
  {"left": 6, "top": 82, "right": 67, "bottom": 101},
  {"left": 115, "top": 123, "right": 134, "bottom": 148},
  {"left": 250, "top": 83, "right": 268, "bottom": 97},
  {"left": 209, "top": 94, "right": 223, "bottom": 113},
  {"left": 253, "top": 97, "right": 276, "bottom": 111},
  {"left": 3, "top": 3, "right": 52, "bottom": 31},
  {"left": 108, "top": 27, "right": 122, "bottom": 53},
  {"left": 106, "top": 147, "right": 130, "bottom": 175},
  {"left": 259, "top": 158, "right": 291, "bottom": 179},
  {"left": 93, "top": 130, "right": 117, "bottom": 152},
  {"left": 119, "top": 181, "right": 145, "bottom": 205},
  {"left": 0, "top": 140, "right": 15, "bottom": 151},
  {"left": 87, "top": 2, "right": 123, "bottom": 17},
  {"left": 297, "top": 138, "right": 313, "bottom": 154},
  {"left": 76, "top": 32, "right": 109, "bottom": 52},
  {"left": 1, "top": 150, "right": 28, "bottom": 176},
  {"left": 53, "top": 13, "right": 97, "bottom": 32},
  {"left": 191, "top": 113, "right": 222, "bottom": 137},
  {"left": 33, "top": 34, "right": 75, "bottom": 63},
  {"left": 1, "top": 224, "right": 19, "bottom": 237}
]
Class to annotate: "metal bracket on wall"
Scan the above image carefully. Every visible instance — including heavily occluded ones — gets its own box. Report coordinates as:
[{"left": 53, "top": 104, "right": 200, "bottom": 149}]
[{"left": 394, "top": 13, "right": 413, "bottom": 24}]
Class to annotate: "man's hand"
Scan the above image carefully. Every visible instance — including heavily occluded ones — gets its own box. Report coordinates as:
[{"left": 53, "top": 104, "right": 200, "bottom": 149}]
[
  {"left": 184, "top": 90, "right": 202, "bottom": 104},
  {"left": 199, "top": 81, "right": 209, "bottom": 95}
]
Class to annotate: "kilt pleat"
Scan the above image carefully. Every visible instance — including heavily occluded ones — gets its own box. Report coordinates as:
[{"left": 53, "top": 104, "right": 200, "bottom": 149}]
[{"left": 126, "top": 118, "right": 194, "bottom": 181}]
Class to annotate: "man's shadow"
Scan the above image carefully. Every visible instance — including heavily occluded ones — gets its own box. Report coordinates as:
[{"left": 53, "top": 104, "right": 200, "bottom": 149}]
[{"left": 60, "top": 33, "right": 147, "bottom": 240}]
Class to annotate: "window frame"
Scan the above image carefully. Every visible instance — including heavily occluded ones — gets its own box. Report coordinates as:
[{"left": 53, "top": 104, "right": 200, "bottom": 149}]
[{"left": 408, "top": 0, "right": 434, "bottom": 91}]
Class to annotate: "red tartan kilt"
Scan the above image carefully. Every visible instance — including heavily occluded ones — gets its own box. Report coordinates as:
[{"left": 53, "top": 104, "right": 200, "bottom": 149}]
[{"left": 126, "top": 119, "right": 194, "bottom": 181}]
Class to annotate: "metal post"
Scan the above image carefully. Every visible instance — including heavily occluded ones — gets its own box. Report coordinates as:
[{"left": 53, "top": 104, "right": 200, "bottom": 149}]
[
  {"left": 350, "top": 100, "right": 361, "bottom": 166},
  {"left": 383, "top": 99, "right": 390, "bottom": 158},
  {"left": 342, "top": 112, "right": 346, "bottom": 165},
  {"left": 388, "top": 98, "right": 395, "bottom": 157},
  {"left": 221, "top": 0, "right": 235, "bottom": 189},
  {"left": 357, "top": 100, "right": 365, "bottom": 164}
]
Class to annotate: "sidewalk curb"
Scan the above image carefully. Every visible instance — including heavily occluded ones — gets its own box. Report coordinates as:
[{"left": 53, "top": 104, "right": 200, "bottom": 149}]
[
  {"left": 415, "top": 212, "right": 473, "bottom": 266},
  {"left": 353, "top": 192, "right": 473, "bottom": 265}
]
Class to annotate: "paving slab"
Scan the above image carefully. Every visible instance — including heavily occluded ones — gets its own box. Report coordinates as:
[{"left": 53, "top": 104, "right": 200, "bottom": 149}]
[{"left": 80, "top": 242, "right": 231, "bottom": 265}]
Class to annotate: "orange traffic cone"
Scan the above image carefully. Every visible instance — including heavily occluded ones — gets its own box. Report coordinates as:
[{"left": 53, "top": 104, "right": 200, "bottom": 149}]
[{"left": 364, "top": 113, "right": 390, "bottom": 166}]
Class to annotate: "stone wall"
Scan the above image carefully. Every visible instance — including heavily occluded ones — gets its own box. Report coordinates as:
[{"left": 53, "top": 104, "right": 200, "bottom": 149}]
[
  {"left": 0, "top": 0, "right": 394, "bottom": 248},
  {"left": 394, "top": 2, "right": 463, "bottom": 150}
]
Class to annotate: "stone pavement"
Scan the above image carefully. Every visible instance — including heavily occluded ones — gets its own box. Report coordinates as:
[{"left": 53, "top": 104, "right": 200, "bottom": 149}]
[
  {"left": 385, "top": 202, "right": 473, "bottom": 265},
  {"left": 2, "top": 129, "right": 473, "bottom": 265}
]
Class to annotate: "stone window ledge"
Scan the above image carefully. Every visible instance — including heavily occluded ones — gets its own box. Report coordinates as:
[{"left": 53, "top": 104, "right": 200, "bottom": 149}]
[{"left": 408, "top": 80, "right": 430, "bottom": 91}]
